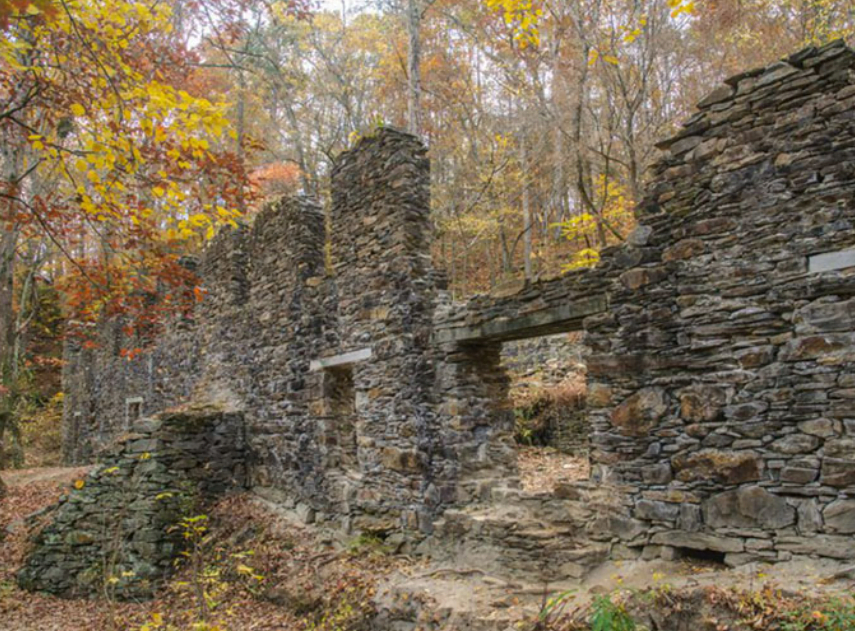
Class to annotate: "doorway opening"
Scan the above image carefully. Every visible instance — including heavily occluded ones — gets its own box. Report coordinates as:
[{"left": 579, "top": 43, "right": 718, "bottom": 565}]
[
  {"left": 323, "top": 365, "right": 358, "bottom": 470},
  {"left": 500, "top": 332, "right": 590, "bottom": 493}
]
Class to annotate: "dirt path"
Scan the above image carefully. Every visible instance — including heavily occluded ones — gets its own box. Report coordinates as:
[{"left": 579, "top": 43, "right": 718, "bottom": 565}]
[{"left": 1, "top": 465, "right": 91, "bottom": 488}]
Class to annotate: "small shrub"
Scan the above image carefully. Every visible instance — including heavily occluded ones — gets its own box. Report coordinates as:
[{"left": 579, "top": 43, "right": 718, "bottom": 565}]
[
  {"left": 347, "top": 532, "right": 391, "bottom": 557},
  {"left": 589, "top": 594, "right": 638, "bottom": 631},
  {"left": 537, "top": 588, "right": 577, "bottom": 627},
  {"left": 305, "top": 585, "right": 375, "bottom": 631}
]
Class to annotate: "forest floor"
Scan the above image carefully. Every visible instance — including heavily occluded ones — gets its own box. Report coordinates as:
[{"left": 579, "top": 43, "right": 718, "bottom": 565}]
[
  {"left": 517, "top": 446, "right": 589, "bottom": 493},
  {"left": 0, "top": 466, "right": 412, "bottom": 630},
  {"left": 2, "top": 467, "right": 855, "bottom": 630}
]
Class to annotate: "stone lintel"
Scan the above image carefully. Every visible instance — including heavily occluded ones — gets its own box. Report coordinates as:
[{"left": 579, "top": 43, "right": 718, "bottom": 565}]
[
  {"left": 435, "top": 294, "right": 607, "bottom": 345},
  {"left": 809, "top": 247, "right": 855, "bottom": 274},
  {"left": 309, "top": 347, "right": 372, "bottom": 372}
]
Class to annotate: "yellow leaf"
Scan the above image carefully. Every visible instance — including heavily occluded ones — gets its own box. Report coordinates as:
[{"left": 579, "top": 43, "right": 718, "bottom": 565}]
[
  {"left": 70, "top": 103, "right": 86, "bottom": 117},
  {"left": 189, "top": 213, "right": 209, "bottom": 227},
  {"left": 74, "top": 479, "right": 85, "bottom": 490},
  {"left": 603, "top": 55, "right": 619, "bottom": 65}
]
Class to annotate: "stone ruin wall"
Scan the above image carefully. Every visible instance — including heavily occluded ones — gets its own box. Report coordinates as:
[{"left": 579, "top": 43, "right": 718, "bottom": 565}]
[
  {"left": 60, "top": 41, "right": 855, "bottom": 566},
  {"left": 609, "top": 39, "right": 855, "bottom": 561},
  {"left": 63, "top": 130, "right": 439, "bottom": 534},
  {"left": 434, "top": 39, "right": 855, "bottom": 562}
]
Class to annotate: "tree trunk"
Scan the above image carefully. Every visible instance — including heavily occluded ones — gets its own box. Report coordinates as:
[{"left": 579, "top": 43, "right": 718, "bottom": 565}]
[
  {"left": 520, "top": 136, "right": 533, "bottom": 280},
  {"left": 0, "top": 222, "right": 18, "bottom": 469},
  {"left": 406, "top": 0, "right": 422, "bottom": 136},
  {"left": 549, "top": 28, "right": 568, "bottom": 231},
  {"left": 284, "top": 102, "right": 314, "bottom": 195},
  {"left": 236, "top": 67, "right": 247, "bottom": 213},
  {"left": 0, "top": 225, "right": 16, "bottom": 384}
]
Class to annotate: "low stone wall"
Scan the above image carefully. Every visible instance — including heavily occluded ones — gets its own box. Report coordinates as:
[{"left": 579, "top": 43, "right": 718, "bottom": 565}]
[{"left": 19, "top": 406, "right": 246, "bottom": 598}]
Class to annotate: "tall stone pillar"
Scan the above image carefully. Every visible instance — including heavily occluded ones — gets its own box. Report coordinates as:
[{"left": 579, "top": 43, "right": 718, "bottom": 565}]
[{"left": 328, "top": 128, "right": 436, "bottom": 532}]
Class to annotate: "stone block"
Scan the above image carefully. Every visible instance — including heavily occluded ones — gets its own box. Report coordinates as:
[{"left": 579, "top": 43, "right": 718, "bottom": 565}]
[
  {"left": 672, "top": 449, "right": 763, "bottom": 484},
  {"left": 380, "top": 447, "right": 423, "bottom": 473},
  {"left": 296, "top": 503, "right": 316, "bottom": 525},
  {"left": 619, "top": 267, "right": 667, "bottom": 290},
  {"left": 651, "top": 531, "right": 743, "bottom": 554},
  {"left": 796, "top": 297, "right": 855, "bottom": 333},
  {"left": 611, "top": 387, "right": 668, "bottom": 437},
  {"left": 641, "top": 545, "right": 663, "bottom": 560},
  {"left": 641, "top": 463, "right": 672, "bottom": 485},
  {"left": 821, "top": 456, "right": 855, "bottom": 488},
  {"left": 781, "top": 334, "right": 855, "bottom": 361},
  {"left": 679, "top": 385, "right": 727, "bottom": 422},
  {"left": 626, "top": 224, "right": 654, "bottom": 247},
  {"left": 591, "top": 515, "right": 646, "bottom": 542},
  {"left": 796, "top": 500, "right": 823, "bottom": 534},
  {"left": 780, "top": 467, "right": 818, "bottom": 484},
  {"left": 776, "top": 534, "right": 855, "bottom": 559},
  {"left": 770, "top": 434, "right": 821, "bottom": 454},
  {"left": 798, "top": 418, "right": 836, "bottom": 437},
  {"left": 663, "top": 239, "right": 705, "bottom": 261},
  {"left": 679, "top": 504, "right": 703, "bottom": 532},
  {"left": 703, "top": 486, "right": 795, "bottom": 529},
  {"left": 635, "top": 499, "right": 680, "bottom": 522},
  {"left": 660, "top": 546, "right": 681, "bottom": 561},
  {"left": 823, "top": 500, "right": 855, "bottom": 534}
]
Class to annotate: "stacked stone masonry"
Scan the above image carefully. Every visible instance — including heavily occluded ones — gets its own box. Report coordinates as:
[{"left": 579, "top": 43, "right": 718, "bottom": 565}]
[
  {"left": 43, "top": 40, "right": 855, "bottom": 590},
  {"left": 21, "top": 406, "right": 246, "bottom": 597}
]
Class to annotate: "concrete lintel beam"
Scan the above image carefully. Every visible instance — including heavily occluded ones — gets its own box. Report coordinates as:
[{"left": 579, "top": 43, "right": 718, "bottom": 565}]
[
  {"left": 809, "top": 247, "right": 855, "bottom": 274},
  {"left": 309, "top": 347, "right": 372, "bottom": 372},
  {"left": 434, "top": 294, "right": 607, "bottom": 344}
]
